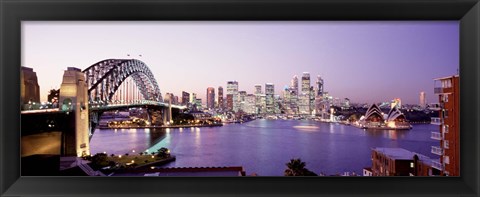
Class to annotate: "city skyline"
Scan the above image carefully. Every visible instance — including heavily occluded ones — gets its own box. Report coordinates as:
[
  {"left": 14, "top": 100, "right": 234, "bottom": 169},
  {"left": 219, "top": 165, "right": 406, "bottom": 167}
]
[{"left": 22, "top": 21, "right": 459, "bottom": 104}]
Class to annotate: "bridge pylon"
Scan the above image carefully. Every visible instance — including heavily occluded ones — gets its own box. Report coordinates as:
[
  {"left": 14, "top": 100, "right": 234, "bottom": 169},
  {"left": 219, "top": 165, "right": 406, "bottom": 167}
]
[{"left": 59, "top": 67, "right": 90, "bottom": 157}]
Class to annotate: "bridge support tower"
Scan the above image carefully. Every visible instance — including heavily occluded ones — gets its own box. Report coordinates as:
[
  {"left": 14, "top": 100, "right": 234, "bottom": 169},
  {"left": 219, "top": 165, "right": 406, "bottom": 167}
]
[{"left": 59, "top": 67, "right": 90, "bottom": 157}]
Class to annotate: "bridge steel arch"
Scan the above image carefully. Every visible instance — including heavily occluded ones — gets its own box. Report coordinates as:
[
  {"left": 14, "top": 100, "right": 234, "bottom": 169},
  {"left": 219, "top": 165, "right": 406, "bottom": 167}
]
[{"left": 83, "top": 59, "right": 163, "bottom": 102}]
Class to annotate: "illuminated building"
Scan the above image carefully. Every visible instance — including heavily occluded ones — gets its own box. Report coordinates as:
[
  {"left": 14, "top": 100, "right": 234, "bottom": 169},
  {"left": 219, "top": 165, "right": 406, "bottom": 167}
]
[
  {"left": 291, "top": 75, "right": 298, "bottom": 96},
  {"left": 226, "top": 94, "right": 233, "bottom": 111},
  {"left": 181, "top": 91, "right": 190, "bottom": 106},
  {"left": 218, "top": 86, "right": 224, "bottom": 109},
  {"left": 206, "top": 87, "right": 215, "bottom": 109},
  {"left": 419, "top": 91, "right": 427, "bottom": 108},
  {"left": 227, "top": 81, "right": 239, "bottom": 112},
  {"left": 358, "top": 103, "right": 411, "bottom": 129},
  {"left": 431, "top": 75, "right": 459, "bottom": 176},
  {"left": 299, "top": 72, "right": 311, "bottom": 114},
  {"left": 315, "top": 75, "right": 323, "bottom": 97},
  {"left": 391, "top": 98, "right": 402, "bottom": 109},
  {"left": 265, "top": 83, "right": 275, "bottom": 114},
  {"left": 254, "top": 84, "right": 262, "bottom": 94},
  {"left": 371, "top": 148, "right": 439, "bottom": 176},
  {"left": 245, "top": 94, "right": 256, "bottom": 114}
]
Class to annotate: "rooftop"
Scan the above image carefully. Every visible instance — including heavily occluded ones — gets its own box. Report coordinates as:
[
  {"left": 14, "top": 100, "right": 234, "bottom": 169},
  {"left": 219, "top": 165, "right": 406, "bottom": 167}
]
[{"left": 373, "top": 147, "right": 432, "bottom": 161}]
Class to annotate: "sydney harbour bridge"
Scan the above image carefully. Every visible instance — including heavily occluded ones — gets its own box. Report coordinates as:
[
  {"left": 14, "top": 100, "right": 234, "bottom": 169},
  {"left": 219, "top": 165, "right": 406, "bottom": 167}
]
[{"left": 21, "top": 58, "right": 186, "bottom": 158}]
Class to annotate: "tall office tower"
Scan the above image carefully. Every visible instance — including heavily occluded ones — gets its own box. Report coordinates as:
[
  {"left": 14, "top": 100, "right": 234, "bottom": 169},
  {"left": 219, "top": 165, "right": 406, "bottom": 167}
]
[
  {"left": 420, "top": 91, "right": 427, "bottom": 108},
  {"left": 299, "top": 72, "right": 311, "bottom": 114},
  {"left": 265, "top": 83, "right": 275, "bottom": 114},
  {"left": 21, "top": 67, "right": 40, "bottom": 105},
  {"left": 315, "top": 75, "right": 324, "bottom": 97},
  {"left": 206, "top": 87, "right": 215, "bottom": 110},
  {"left": 254, "top": 84, "right": 262, "bottom": 94},
  {"left": 291, "top": 75, "right": 299, "bottom": 96},
  {"left": 218, "top": 86, "right": 224, "bottom": 109},
  {"left": 301, "top": 72, "right": 311, "bottom": 93},
  {"left": 431, "top": 75, "right": 459, "bottom": 176},
  {"left": 181, "top": 91, "right": 190, "bottom": 106},
  {"left": 227, "top": 81, "right": 239, "bottom": 112},
  {"left": 226, "top": 94, "right": 234, "bottom": 111},
  {"left": 239, "top": 91, "right": 247, "bottom": 112},
  {"left": 173, "top": 96, "right": 179, "bottom": 105},
  {"left": 245, "top": 94, "right": 257, "bottom": 114},
  {"left": 190, "top": 93, "right": 197, "bottom": 103}
]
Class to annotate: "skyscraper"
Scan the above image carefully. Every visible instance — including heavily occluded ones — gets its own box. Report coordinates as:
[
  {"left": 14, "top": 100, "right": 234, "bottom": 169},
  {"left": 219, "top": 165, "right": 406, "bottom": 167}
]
[
  {"left": 301, "top": 72, "right": 311, "bottom": 93},
  {"left": 315, "top": 75, "right": 324, "bottom": 97},
  {"left": 206, "top": 87, "right": 215, "bottom": 110},
  {"left": 181, "top": 91, "right": 190, "bottom": 106},
  {"left": 218, "top": 86, "right": 224, "bottom": 109},
  {"left": 265, "top": 83, "right": 275, "bottom": 114},
  {"left": 226, "top": 94, "right": 234, "bottom": 111},
  {"left": 291, "top": 75, "right": 298, "bottom": 96},
  {"left": 254, "top": 84, "right": 262, "bottom": 94},
  {"left": 420, "top": 91, "right": 426, "bottom": 108},
  {"left": 227, "top": 81, "right": 239, "bottom": 112},
  {"left": 300, "top": 72, "right": 311, "bottom": 114}
]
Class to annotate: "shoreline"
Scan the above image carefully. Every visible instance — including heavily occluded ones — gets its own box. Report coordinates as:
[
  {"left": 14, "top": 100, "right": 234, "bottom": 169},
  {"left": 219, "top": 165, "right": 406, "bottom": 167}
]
[{"left": 98, "top": 123, "right": 223, "bottom": 130}]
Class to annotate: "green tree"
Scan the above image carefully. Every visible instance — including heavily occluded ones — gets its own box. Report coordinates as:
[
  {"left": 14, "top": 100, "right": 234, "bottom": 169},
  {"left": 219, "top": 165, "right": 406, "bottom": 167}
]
[
  {"left": 284, "top": 158, "right": 318, "bottom": 176},
  {"left": 157, "top": 147, "right": 170, "bottom": 158},
  {"left": 91, "top": 153, "right": 109, "bottom": 168}
]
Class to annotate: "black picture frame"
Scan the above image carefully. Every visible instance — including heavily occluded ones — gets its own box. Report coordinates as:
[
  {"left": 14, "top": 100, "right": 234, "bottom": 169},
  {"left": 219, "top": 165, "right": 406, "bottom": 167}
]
[{"left": 1, "top": 0, "right": 479, "bottom": 196}]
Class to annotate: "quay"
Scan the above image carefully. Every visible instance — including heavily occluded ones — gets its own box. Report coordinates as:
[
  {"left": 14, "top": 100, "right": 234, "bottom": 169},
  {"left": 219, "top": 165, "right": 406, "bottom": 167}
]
[{"left": 98, "top": 123, "right": 223, "bottom": 130}]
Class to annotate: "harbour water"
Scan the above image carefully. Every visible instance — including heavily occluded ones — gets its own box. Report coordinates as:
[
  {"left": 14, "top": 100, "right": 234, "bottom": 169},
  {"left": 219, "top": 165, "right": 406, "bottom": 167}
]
[{"left": 90, "top": 119, "right": 439, "bottom": 176}]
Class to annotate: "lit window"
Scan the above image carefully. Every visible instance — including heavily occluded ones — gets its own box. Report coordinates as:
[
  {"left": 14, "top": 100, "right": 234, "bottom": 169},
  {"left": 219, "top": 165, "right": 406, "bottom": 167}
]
[{"left": 410, "top": 162, "right": 414, "bottom": 168}]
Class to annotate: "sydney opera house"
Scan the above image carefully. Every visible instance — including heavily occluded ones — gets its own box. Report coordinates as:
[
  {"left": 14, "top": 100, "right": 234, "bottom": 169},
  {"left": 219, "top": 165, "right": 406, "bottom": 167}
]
[{"left": 356, "top": 104, "right": 412, "bottom": 130}]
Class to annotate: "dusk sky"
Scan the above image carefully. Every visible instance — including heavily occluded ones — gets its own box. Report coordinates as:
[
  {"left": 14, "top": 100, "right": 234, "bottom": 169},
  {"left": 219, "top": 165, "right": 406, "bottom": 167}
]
[{"left": 22, "top": 21, "right": 458, "bottom": 105}]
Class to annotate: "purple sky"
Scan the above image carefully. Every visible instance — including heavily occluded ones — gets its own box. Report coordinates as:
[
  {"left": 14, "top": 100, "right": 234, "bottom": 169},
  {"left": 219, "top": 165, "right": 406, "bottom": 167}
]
[{"left": 22, "top": 21, "right": 458, "bottom": 105}]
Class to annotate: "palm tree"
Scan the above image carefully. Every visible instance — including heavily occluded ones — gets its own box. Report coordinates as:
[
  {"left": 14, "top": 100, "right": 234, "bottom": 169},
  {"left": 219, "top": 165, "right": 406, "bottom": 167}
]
[{"left": 284, "top": 158, "right": 318, "bottom": 176}]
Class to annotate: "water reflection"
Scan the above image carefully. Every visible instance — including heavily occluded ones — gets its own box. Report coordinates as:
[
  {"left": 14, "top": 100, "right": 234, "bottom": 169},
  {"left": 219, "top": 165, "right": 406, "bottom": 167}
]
[{"left": 90, "top": 120, "right": 439, "bottom": 176}]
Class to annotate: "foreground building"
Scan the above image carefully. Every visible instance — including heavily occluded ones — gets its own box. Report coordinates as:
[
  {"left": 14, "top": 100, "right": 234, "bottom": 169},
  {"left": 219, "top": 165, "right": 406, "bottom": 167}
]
[
  {"left": 431, "top": 75, "right": 459, "bottom": 176},
  {"left": 371, "top": 148, "right": 440, "bottom": 176}
]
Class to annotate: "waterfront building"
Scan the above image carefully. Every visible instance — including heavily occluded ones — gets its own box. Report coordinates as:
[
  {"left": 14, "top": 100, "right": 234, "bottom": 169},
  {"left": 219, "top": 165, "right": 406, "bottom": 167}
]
[
  {"left": 358, "top": 103, "right": 411, "bottom": 129},
  {"left": 218, "top": 86, "right": 224, "bottom": 109},
  {"left": 21, "top": 67, "right": 40, "bottom": 105},
  {"left": 173, "top": 96, "right": 179, "bottom": 105},
  {"left": 371, "top": 148, "right": 439, "bottom": 176},
  {"left": 299, "top": 72, "right": 311, "bottom": 115},
  {"left": 245, "top": 94, "right": 256, "bottom": 114},
  {"left": 181, "top": 91, "right": 190, "bottom": 106},
  {"left": 362, "top": 168, "right": 373, "bottom": 176},
  {"left": 315, "top": 75, "right": 324, "bottom": 97},
  {"left": 190, "top": 93, "right": 197, "bottom": 103},
  {"left": 239, "top": 91, "right": 247, "bottom": 112},
  {"left": 301, "top": 72, "right": 310, "bottom": 93},
  {"left": 226, "top": 94, "right": 234, "bottom": 111},
  {"left": 254, "top": 84, "right": 262, "bottom": 94},
  {"left": 227, "top": 81, "right": 239, "bottom": 112},
  {"left": 206, "top": 87, "right": 215, "bottom": 110},
  {"left": 265, "top": 83, "right": 275, "bottom": 114},
  {"left": 291, "top": 75, "right": 299, "bottom": 96},
  {"left": 194, "top": 98, "right": 203, "bottom": 111},
  {"left": 431, "top": 75, "right": 459, "bottom": 176},
  {"left": 391, "top": 98, "right": 402, "bottom": 109},
  {"left": 419, "top": 91, "right": 427, "bottom": 108}
]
